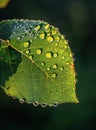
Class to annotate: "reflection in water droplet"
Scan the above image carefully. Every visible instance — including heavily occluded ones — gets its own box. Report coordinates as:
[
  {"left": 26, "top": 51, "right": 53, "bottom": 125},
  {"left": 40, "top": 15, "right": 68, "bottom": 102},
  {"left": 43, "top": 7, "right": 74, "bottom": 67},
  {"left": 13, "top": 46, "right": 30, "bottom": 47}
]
[
  {"left": 47, "top": 36, "right": 54, "bottom": 42},
  {"left": 53, "top": 64, "right": 58, "bottom": 69},
  {"left": 44, "top": 24, "right": 50, "bottom": 30},
  {"left": 25, "top": 49, "right": 30, "bottom": 54},
  {"left": 19, "top": 99, "right": 24, "bottom": 104},
  {"left": 39, "top": 33, "right": 45, "bottom": 39},
  {"left": 55, "top": 36, "right": 60, "bottom": 42},
  {"left": 41, "top": 103, "right": 47, "bottom": 107},
  {"left": 33, "top": 101, "right": 39, "bottom": 106},
  {"left": 23, "top": 41, "right": 30, "bottom": 48},
  {"left": 53, "top": 102, "right": 59, "bottom": 107},
  {"left": 36, "top": 49, "right": 42, "bottom": 55},
  {"left": 34, "top": 25, "right": 41, "bottom": 31},
  {"left": 54, "top": 53, "right": 58, "bottom": 58},
  {"left": 46, "top": 52, "right": 53, "bottom": 58},
  {"left": 51, "top": 73, "right": 57, "bottom": 78}
]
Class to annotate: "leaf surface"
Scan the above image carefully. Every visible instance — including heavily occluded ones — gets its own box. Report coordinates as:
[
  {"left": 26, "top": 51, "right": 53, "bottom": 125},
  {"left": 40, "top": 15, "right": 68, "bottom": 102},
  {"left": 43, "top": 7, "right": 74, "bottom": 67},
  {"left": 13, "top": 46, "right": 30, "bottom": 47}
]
[{"left": 0, "top": 19, "right": 78, "bottom": 106}]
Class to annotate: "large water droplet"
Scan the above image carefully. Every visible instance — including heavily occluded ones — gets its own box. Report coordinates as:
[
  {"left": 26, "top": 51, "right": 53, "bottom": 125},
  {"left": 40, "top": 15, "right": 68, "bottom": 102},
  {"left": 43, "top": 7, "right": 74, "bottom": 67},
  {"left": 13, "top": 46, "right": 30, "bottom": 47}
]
[
  {"left": 39, "top": 33, "right": 45, "bottom": 39},
  {"left": 46, "top": 52, "right": 53, "bottom": 58},
  {"left": 23, "top": 41, "right": 30, "bottom": 48},
  {"left": 34, "top": 25, "right": 41, "bottom": 31},
  {"left": 53, "top": 64, "right": 58, "bottom": 69},
  {"left": 47, "top": 36, "right": 54, "bottom": 42},
  {"left": 33, "top": 101, "right": 39, "bottom": 106},
  {"left": 19, "top": 99, "right": 24, "bottom": 104},
  {"left": 41, "top": 103, "right": 47, "bottom": 107},
  {"left": 51, "top": 28, "right": 57, "bottom": 35},
  {"left": 36, "top": 49, "right": 42, "bottom": 55},
  {"left": 51, "top": 73, "right": 57, "bottom": 78},
  {"left": 53, "top": 102, "right": 59, "bottom": 107}
]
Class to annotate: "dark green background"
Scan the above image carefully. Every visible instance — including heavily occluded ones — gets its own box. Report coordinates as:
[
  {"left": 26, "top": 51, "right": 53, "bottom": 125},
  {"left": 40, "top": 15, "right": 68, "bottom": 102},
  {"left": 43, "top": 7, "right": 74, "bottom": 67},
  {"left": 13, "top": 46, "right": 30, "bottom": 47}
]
[{"left": 0, "top": 0, "right": 96, "bottom": 129}]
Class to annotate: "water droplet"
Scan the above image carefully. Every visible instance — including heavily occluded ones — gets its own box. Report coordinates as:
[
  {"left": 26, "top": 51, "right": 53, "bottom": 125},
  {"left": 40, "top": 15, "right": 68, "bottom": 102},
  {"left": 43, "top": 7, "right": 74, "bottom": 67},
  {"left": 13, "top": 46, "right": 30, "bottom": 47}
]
[
  {"left": 41, "top": 103, "right": 47, "bottom": 107},
  {"left": 33, "top": 101, "right": 39, "bottom": 106},
  {"left": 53, "top": 64, "right": 58, "bottom": 69},
  {"left": 41, "top": 62, "right": 45, "bottom": 66},
  {"left": 46, "top": 52, "right": 53, "bottom": 58},
  {"left": 62, "top": 56, "right": 65, "bottom": 59},
  {"left": 34, "top": 25, "right": 41, "bottom": 31},
  {"left": 47, "top": 67, "right": 51, "bottom": 71},
  {"left": 36, "top": 49, "right": 42, "bottom": 55},
  {"left": 53, "top": 53, "right": 58, "bottom": 57},
  {"left": 19, "top": 99, "right": 24, "bottom": 104},
  {"left": 23, "top": 41, "right": 30, "bottom": 48},
  {"left": 55, "top": 36, "right": 60, "bottom": 42},
  {"left": 17, "top": 36, "right": 21, "bottom": 40},
  {"left": 67, "top": 62, "right": 70, "bottom": 65},
  {"left": 51, "top": 73, "right": 57, "bottom": 78},
  {"left": 55, "top": 43, "right": 59, "bottom": 46},
  {"left": 60, "top": 67, "right": 64, "bottom": 71},
  {"left": 53, "top": 102, "right": 59, "bottom": 107},
  {"left": 47, "top": 36, "right": 54, "bottom": 42},
  {"left": 44, "top": 24, "right": 50, "bottom": 30},
  {"left": 64, "top": 45, "right": 68, "bottom": 49},
  {"left": 25, "top": 49, "right": 30, "bottom": 54},
  {"left": 39, "top": 33, "right": 45, "bottom": 39},
  {"left": 52, "top": 29, "right": 57, "bottom": 35},
  {"left": 29, "top": 55, "right": 33, "bottom": 60},
  {"left": 70, "top": 53, "right": 73, "bottom": 57}
]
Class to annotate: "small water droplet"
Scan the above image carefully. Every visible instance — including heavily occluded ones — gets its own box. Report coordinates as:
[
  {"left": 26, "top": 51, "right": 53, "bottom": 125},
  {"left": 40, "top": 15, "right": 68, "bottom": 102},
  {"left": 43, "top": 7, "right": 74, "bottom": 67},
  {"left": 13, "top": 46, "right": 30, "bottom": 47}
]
[
  {"left": 53, "top": 53, "right": 58, "bottom": 57},
  {"left": 67, "top": 62, "right": 70, "bottom": 65},
  {"left": 41, "top": 62, "right": 45, "bottom": 66},
  {"left": 33, "top": 101, "right": 39, "bottom": 106},
  {"left": 29, "top": 55, "right": 33, "bottom": 60},
  {"left": 51, "top": 73, "right": 57, "bottom": 78},
  {"left": 53, "top": 64, "right": 58, "bottom": 69},
  {"left": 25, "top": 49, "right": 30, "bottom": 54},
  {"left": 70, "top": 53, "right": 73, "bottom": 57},
  {"left": 47, "top": 36, "right": 54, "bottom": 42},
  {"left": 17, "top": 36, "right": 21, "bottom": 40},
  {"left": 19, "top": 99, "right": 24, "bottom": 104},
  {"left": 55, "top": 36, "right": 60, "bottom": 42},
  {"left": 55, "top": 43, "right": 59, "bottom": 46},
  {"left": 60, "top": 67, "right": 64, "bottom": 71},
  {"left": 62, "top": 56, "right": 65, "bottom": 59},
  {"left": 64, "top": 45, "right": 68, "bottom": 49},
  {"left": 41, "top": 103, "right": 47, "bottom": 107},
  {"left": 34, "top": 25, "right": 41, "bottom": 31},
  {"left": 44, "top": 24, "right": 50, "bottom": 30},
  {"left": 53, "top": 102, "right": 59, "bottom": 107},
  {"left": 23, "top": 41, "right": 30, "bottom": 48},
  {"left": 47, "top": 67, "right": 51, "bottom": 71},
  {"left": 36, "top": 49, "right": 42, "bottom": 55},
  {"left": 51, "top": 29, "right": 57, "bottom": 35},
  {"left": 39, "top": 33, "right": 45, "bottom": 39},
  {"left": 46, "top": 52, "right": 53, "bottom": 58}
]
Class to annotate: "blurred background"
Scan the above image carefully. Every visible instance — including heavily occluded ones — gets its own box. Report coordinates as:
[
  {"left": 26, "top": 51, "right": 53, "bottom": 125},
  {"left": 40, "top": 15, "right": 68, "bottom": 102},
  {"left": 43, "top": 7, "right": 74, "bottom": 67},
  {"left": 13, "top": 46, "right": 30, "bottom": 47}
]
[{"left": 0, "top": 0, "right": 96, "bottom": 129}]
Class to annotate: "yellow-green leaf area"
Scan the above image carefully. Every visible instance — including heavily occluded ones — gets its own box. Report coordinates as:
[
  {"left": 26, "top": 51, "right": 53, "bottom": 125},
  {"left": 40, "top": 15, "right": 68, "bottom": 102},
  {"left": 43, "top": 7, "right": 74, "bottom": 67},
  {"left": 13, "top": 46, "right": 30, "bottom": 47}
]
[
  {"left": 0, "top": 19, "right": 78, "bottom": 107},
  {"left": 0, "top": 0, "right": 10, "bottom": 8}
]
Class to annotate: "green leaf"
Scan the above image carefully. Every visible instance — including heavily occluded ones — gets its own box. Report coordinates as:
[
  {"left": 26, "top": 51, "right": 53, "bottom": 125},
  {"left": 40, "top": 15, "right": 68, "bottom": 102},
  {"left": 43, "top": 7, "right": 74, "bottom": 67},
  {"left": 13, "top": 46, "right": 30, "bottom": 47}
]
[
  {"left": 0, "top": 19, "right": 78, "bottom": 107},
  {"left": 0, "top": 0, "right": 10, "bottom": 8}
]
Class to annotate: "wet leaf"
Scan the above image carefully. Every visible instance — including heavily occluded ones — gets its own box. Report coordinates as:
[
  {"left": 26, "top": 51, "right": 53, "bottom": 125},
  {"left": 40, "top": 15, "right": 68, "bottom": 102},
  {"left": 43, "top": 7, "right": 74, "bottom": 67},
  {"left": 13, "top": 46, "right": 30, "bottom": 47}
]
[{"left": 0, "top": 19, "right": 78, "bottom": 107}]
